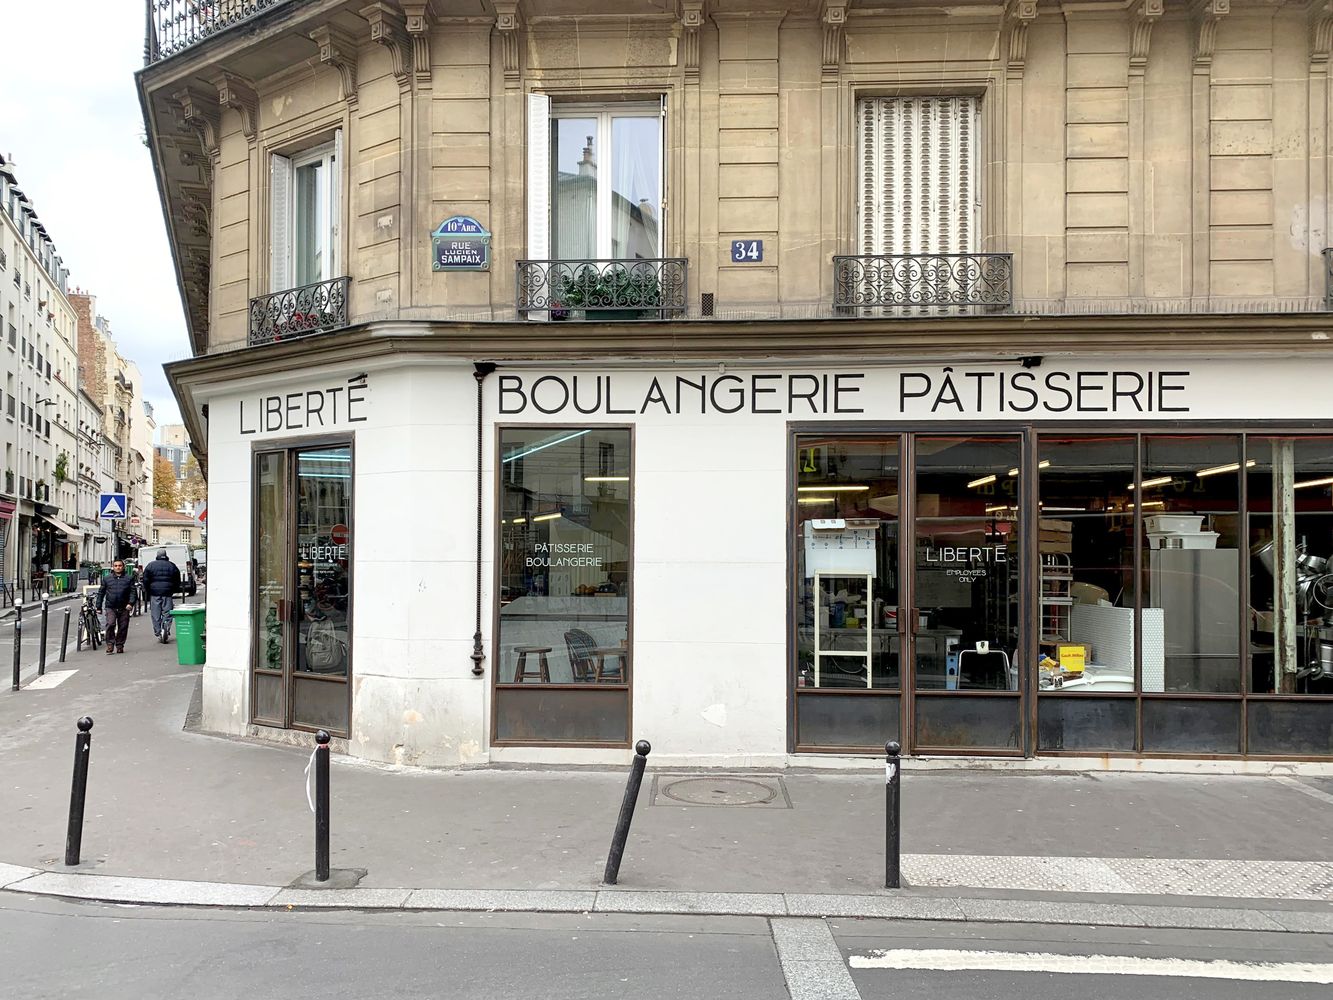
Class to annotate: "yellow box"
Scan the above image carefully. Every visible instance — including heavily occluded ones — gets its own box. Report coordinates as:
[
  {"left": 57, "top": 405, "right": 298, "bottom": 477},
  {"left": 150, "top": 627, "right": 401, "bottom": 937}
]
[{"left": 1057, "top": 644, "right": 1087, "bottom": 673}]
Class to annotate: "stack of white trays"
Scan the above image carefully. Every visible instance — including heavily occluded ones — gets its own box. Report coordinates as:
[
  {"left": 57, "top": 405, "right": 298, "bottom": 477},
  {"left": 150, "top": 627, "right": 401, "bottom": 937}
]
[{"left": 1144, "top": 514, "right": 1218, "bottom": 549}]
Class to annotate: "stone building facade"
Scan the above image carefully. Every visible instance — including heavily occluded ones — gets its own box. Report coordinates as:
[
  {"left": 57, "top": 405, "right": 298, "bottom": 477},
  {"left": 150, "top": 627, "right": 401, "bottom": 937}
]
[{"left": 142, "top": 1, "right": 1333, "bottom": 767}]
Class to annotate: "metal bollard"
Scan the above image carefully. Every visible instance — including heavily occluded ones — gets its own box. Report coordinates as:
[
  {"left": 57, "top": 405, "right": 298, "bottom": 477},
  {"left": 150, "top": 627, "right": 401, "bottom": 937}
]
[
  {"left": 59, "top": 608, "right": 71, "bottom": 663},
  {"left": 65, "top": 717, "right": 94, "bottom": 866},
  {"left": 38, "top": 593, "right": 49, "bottom": 677},
  {"left": 885, "top": 740, "right": 902, "bottom": 889},
  {"left": 603, "top": 739, "right": 651, "bottom": 885},
  {"left": 15, "top": 599, "right": 22, "bottom": 623},
  {"left": 315, "top": 730, "right": 331, "bottom": 882},
  {"left": 11, "top": 616, "right": 20, "bottom": 692}
]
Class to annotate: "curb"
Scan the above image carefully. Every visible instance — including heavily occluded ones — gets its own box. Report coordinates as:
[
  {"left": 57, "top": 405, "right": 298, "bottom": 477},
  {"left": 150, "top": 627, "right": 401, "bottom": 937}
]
[
  {"left": 2, "top": 866, "right": 1330, "bottom": 934},
  {"left": 1, "top": 592, "right": 85, "bottom": 622}
]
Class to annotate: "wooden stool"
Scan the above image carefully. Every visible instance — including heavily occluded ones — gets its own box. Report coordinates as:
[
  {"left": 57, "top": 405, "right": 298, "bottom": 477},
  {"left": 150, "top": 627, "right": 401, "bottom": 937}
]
[
  {"left": 592, "top": 647, "right": 627, "bottom": 683},
  {"left": 514, "top": 646, "right": 552, "bottom": 682}
]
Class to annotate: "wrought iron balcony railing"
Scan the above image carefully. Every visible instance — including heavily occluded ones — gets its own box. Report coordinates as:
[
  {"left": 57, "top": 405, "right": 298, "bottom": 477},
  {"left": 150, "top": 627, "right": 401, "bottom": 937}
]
[
  {"left": 833, "top": 253, "right": 1014, "bottom": 313},
  {"left": 1324, "top": 248, "right": 1332, "bottom": 311},
  {"left": 516, "top": 259, "right": 688, "bottom": 320},
  {"left": 248, "top": 276, "right": 351, "bottom": 347},
  {"left": 145, "top": 0, "right": 295, "bottom": 64}
]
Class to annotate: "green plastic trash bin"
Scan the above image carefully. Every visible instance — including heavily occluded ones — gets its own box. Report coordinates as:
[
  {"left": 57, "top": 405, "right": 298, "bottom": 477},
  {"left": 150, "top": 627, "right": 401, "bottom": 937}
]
[{"left": 171, "top": 604, "right": 207, "bottom": 666}]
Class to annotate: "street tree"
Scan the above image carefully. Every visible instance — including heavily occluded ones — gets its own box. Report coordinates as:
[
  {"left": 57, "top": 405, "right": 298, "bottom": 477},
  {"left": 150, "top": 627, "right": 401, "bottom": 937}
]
[{"left": 153, "top": 454, "right": 181, "bottom": 510}]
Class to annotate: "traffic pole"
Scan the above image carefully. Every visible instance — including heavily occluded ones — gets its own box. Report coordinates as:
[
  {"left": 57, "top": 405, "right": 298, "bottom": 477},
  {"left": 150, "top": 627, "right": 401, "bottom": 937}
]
[
  {"left": 885, "top": 740, "right": 902, "bottom": 889},
  {"left": 38, "top": 593, "right": 49, "bottom": 677},
  {"left": 65, "top": 717, "right": 94, "bottom": 866}
]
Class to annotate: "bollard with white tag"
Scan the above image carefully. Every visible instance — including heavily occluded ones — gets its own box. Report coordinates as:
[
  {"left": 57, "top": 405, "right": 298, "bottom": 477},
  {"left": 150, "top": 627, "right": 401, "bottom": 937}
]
[
  {"left": 314, "top": 730, "right": 331, "bottom": 882},
  {"left": 885, "top": 740, "right": 901, "bottom": 889}
]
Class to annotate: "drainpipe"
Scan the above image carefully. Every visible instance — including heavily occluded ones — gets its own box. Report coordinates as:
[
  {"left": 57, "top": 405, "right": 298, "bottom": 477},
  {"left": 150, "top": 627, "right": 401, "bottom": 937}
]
[{"left": 471, "top": 363, "right": 497, "bottom": 676}]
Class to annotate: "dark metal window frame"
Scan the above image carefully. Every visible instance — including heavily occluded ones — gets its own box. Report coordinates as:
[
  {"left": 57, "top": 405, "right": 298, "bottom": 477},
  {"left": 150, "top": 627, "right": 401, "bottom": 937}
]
[
  {"left": 490, "top": 423, "right": 635, "bottom": 749},
  {"left": 249, "top": 434, "right": 355, "bottom": 739},
  {"left": 788, "top": 420, "right": 1333, "bottom": 761}
]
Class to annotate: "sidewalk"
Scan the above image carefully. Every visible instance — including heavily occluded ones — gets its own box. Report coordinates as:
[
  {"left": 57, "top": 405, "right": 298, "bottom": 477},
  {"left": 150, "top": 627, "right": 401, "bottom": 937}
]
[
  {"left": 0, "top": 588, "right": 85, "bottom": 622},
  {"left": 1, "top": 624, "right": 1331, "bottom": 931}
]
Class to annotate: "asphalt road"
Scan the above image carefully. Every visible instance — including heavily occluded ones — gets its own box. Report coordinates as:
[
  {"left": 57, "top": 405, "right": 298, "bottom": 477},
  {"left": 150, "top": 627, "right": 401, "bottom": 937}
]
[{"left": 3, "top": 895, "right": 1331, "bottom": 1000}]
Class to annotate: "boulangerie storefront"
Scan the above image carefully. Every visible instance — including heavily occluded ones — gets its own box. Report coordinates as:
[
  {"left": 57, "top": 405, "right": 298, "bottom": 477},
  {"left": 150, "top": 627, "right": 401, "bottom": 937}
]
[{"left": 192, "top": 351, "right": 1333, "bottom": 766}]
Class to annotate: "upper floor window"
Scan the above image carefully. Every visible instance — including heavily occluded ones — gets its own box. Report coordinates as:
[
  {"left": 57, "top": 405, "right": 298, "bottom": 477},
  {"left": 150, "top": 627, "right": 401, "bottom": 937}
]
[
  {"left": 857, "top": 96, "right": 979, "bottom": 256},
  {"left": 270, "top": 132, "right": 342, "bottom": 292},
  {"left": 181, "top": 529, "right": 191, "bottom": 544},
  {"left": 527, "top": 96, "right": 663, "bottom": 261}
]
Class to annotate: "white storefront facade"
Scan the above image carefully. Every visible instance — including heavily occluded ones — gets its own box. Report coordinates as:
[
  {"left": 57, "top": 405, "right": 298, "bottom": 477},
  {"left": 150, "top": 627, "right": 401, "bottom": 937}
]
[{"left": 176, "top": 340, "right": 1333, "bottom": 768}]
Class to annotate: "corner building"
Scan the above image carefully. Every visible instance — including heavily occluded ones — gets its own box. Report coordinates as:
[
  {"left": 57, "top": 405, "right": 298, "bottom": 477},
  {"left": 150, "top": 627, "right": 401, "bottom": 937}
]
[{"left": 141, "top": 0, "right": 1333, "bottom": 766}]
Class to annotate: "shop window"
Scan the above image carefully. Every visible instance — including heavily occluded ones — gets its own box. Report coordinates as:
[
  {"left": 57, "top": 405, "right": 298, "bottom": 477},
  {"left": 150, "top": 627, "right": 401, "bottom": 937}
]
[
  {"left": 1140, "top": 436, "right": 1242, "bottom": 694},
  {"left": 270, "top": 134, "right": 342, "bottom": 292},
  {"left": 1247, "top": 437, "right": 1333, "bottom": 707},
  {"left": 494, "top": 427, "right": 631, "bottom": 745},
  {"left": 527, "top": 96, "right": 663, "bottom": 261},
  {"left": 856, "top": 96, "right": 979, "bottom": 256}
]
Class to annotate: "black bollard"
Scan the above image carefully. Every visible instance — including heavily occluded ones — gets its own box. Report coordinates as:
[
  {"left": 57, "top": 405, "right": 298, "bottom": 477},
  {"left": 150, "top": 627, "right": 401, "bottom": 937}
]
[
  {"left": 11, "top": 616, "right": 20, "bottom": 692},
  {"left": 38, "top": 593, "right": 49, "bottom": 677},
  {"left": 603, "top": 740, "right": 651, "bottom": 885},
  {"left": 59, "top": 608, "right": 70, "bottom": 663},
  {"left": 65, "top": 717, "right": 94, "bottom": 866},
  {"left": 315, "top": 730, "right": 331, "bottom": 882},
  {"left": 885, "top": 740, "right": 902, "bottom": 889}
]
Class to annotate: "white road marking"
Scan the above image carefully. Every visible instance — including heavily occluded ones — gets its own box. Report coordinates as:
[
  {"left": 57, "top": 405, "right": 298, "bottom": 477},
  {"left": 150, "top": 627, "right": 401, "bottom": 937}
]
[
  {"left": 848, "top": 949, "right": 1333, "bottom": 984},
  {"left": 1274, "top": 775, "right": 1333, "bottom": 808},
  {"left": 23, "top": 669, "right": 78, "bottom": 689}
]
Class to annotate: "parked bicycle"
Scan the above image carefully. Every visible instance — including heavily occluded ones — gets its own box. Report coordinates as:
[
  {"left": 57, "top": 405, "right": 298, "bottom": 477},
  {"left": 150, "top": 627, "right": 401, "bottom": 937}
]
[
  {"left": 76, "top": 594, "right": 103, "bottom": 652},
  {"left": 129, "top": 578, "right": 146, "bottom": 617}
]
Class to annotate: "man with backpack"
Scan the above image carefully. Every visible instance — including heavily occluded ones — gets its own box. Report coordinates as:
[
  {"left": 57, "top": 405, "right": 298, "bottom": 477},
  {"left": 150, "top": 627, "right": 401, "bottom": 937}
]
[{"left": 141, "top": 548, "right": 182, "bottom": 644}]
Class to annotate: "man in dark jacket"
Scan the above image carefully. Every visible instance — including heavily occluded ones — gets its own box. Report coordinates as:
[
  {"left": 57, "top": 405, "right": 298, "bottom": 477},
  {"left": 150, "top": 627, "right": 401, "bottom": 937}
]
[
  {"left": 141, "top": 549, "right": 182, "bottom": 644},
  {"left": 95, "top": 559, "right": 135, "bottom": 655}
]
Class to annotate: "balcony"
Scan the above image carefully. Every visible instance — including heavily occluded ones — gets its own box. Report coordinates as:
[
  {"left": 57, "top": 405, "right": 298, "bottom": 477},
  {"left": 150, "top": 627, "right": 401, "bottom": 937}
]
[
  {"left": 248, "top": 276, "right": 351, "bottom": 346},
  {"left": 145, "top": 0, "right": 294, "bottom": 64},
  {"left": 516, "top": 259, "right": 689, "bottom": 321},
  {"left": 833, "top": 253, "right": 1014, "bottom": 314}
]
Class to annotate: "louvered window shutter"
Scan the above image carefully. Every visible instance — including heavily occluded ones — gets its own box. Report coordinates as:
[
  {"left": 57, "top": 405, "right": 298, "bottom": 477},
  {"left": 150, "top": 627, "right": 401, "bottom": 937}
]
[
  {"left": 270, "top": 152, "right": 293, "bottom": 293},
  {"left": 857, "top": 97, "right": 978, "bottom": 256},
  {"left": 526, "top": 93, "right": 552, "bottom": 261},
  {"left": 331, "top": 127, "right": 344, "bottom": 278}
]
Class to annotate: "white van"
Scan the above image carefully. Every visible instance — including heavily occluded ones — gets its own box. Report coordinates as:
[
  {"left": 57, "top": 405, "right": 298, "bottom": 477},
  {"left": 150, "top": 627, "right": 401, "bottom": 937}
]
[{"left": 134, "top": 544, "right": 198, "bottom": 597}]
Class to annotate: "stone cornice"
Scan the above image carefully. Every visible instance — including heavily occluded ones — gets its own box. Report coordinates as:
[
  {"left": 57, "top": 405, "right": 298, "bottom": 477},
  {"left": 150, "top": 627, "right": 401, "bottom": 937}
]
[
  {"left": 1192, "top": 0, "right": 1230, "bottom": 68},
  {"left": 309, "top": 24, "right": 360, "bottom": 107},
  {"left": 362, "top": 2, "right": 413, "bottom": 90},
  {"left": 210, "top": 71, "right": 258, "bottom": 141},
  {"left": 1131, "top": 0, "right": 1165, "bottom": 74},
  {"left": 173, "top": 84, "right": 221, "bottom": 156}
]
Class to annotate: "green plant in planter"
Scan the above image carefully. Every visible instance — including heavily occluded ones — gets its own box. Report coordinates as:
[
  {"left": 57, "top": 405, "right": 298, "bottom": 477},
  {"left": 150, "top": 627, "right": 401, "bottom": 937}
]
[
  {"left": 55, "top": 451, "right": 68, "bottom": 485},
  {"left": 556, "top": 264, "right": 663, "bottom": 319}
]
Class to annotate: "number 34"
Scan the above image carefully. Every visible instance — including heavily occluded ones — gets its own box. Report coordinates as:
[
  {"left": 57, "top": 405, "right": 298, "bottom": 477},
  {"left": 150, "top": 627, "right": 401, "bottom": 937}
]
[{"left": 730, "top": 240, "right": 763, "bottom": 262}]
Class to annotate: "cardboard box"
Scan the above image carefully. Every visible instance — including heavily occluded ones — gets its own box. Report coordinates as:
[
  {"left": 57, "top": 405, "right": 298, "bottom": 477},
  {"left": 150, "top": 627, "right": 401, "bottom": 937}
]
[
  {"left": 1039, "top": 517, "right": 1073, "bottom": 553},
  {"left": 1056, "top": 643, "right": 1086, "bottom": 673}
]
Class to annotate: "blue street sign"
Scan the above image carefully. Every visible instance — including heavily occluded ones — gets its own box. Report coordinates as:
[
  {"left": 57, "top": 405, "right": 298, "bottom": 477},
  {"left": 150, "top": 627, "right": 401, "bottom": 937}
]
[
  {"left": 432, "top": 216, "right": 492, "bottom": 272},
  {"left": 98, "top": 493, "right": 128, "bottom": 520}
]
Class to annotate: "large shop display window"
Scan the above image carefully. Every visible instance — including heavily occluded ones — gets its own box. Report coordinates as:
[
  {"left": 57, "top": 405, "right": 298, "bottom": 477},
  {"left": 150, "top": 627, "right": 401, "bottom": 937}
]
[
  {"left": 494, "top": 427, "right": 631, "bottom": 745},
  {"left": 251, "top": 443, "right": 353, "bottom": 736},
  {"left": 793, "top": 431, "right": 1333, "bottom": 758}
]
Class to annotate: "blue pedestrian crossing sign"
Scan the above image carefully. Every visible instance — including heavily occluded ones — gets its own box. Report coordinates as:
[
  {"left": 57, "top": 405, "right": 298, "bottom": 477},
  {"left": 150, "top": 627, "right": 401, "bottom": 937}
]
[{"left": 98, "top": 493, "right": 128, "bottom": 519}]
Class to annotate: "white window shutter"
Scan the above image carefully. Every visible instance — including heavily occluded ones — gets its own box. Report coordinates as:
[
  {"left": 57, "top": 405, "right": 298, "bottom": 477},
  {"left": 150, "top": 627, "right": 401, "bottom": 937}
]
[
  {"left": 857, "top": 96, "right": 979, "bottom": 257},
  {"left": 526, "top": 92, "right": 551, "bottom": 261},
  {"left": 270, "top": 152, "right": 293, "bottom": 292},
  {"left": 332, "top": 127, "right": 344, "bottom": 278}
]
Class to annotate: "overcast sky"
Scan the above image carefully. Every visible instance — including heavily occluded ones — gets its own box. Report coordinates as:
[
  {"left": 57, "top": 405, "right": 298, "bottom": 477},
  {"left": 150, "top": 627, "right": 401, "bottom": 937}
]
[{"left": 1, "top": 3, "right": 187, "bottom": 432}]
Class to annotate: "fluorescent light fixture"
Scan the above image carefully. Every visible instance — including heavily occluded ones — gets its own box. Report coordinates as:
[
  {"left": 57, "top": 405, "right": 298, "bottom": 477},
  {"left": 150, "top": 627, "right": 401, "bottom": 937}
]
[
  {"left": 798, "top": 497, "right": 836, "bottom": 504},
  {"left": 1007, "top": 460, "right": 1050, "bottom": 477},
  {"left": 967, "top": 475, "right": 997, "bottom": 488},
  {"left": 511, "top": 517, "right": 526, "bottom": 524},
  {"left": 1040, "top": 505, "right": 1086, "bottom": 512},
  {"left": 1127, "top": 500, "right": 1166, "bottom": 509},
  {"left": 533, "top": 512, "right": 561, "bottom": 522},
  {"left": 797, "top": 485, "right": 870, "bottom": 492},
  {"left": 585, "top": 476, "right": 629, "bottom": 482},
  {"left": 1295, "top": 476, "right": 1333, "bottom": 490},
  {"left": 1196, "top": 460, "right": 1255, "bottom": 478},
  {"left": 1128, "top": 476, "right": 1174, "bottom": 491},
  {"left": 298, "top": 452, "right": 351, "bottom": 462},
  {"left": 984, "top": 504, "right": 1014, "bottom": 513},
  {"left": 501, "top": 429, "right": 591, "bottom": 463}
]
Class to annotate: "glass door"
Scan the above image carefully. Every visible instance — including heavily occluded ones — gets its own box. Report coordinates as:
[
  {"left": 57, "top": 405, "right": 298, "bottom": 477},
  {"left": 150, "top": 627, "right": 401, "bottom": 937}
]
[
  {"left": 908, "top": 435, "right": 1025, "bottom": 753},
  {"left": 251, "top": 443, "right": 353, "bottom": 737}
]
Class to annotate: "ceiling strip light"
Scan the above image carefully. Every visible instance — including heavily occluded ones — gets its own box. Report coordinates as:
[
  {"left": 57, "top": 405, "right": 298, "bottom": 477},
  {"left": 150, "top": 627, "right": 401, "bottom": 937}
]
[
  {"left": 967, "top": 475, "right": 997, "bottom": 488},
  {"left": 1294, "top": 476, "right": 1333, "bottom": 490},
  {"left": 501, "top": 429, "right": 591, "bottom": 464},
  {"left": 533, "top": 512, "right": 561, "bottom": 522},
  {"left": 585, "top": 476, "right": 629, "bottom": 482},
  {"left": 1196, "top": 460, "right": 1255, "bottom": 478},
  {"left": 797, "top": 485, "right": 870, "bottom": 492},
  {"left": 798, "top": 497, "right": 836, "bottom": 504},
  {"left": 1127, "top": 476, "right": 1174, "bottom": 491}
]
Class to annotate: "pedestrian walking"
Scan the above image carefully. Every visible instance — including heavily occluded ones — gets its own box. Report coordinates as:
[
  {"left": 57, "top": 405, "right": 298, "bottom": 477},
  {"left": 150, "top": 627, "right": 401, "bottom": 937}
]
[
  {"left": 95, "top": 559, "right": 134, "bottom": 655},
  {"left": 141, "top": 548, "right": 182, "bottom": 644}
]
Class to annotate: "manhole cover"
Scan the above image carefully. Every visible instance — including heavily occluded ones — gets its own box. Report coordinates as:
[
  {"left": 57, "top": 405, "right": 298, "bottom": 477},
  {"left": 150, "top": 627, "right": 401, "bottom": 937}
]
[{"left": 655, "top": 776, "right": 789, "bottom": 807}]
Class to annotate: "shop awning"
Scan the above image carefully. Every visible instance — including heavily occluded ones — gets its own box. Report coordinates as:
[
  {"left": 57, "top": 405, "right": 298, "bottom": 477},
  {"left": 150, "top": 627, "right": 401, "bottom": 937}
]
[{"left": 38, "top": 513, "right": 79, "bottom": 538}]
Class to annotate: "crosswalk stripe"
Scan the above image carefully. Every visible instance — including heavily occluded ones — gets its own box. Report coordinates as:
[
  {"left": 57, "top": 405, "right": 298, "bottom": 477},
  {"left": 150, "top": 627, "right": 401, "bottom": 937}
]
[{"left": 848, "top": 949, "right": 1333, "bottom": 984}]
